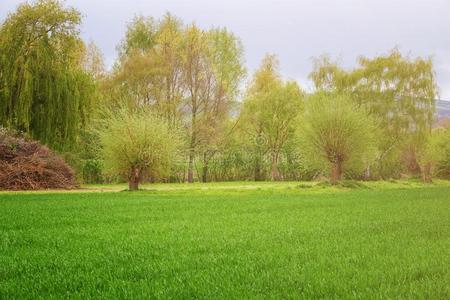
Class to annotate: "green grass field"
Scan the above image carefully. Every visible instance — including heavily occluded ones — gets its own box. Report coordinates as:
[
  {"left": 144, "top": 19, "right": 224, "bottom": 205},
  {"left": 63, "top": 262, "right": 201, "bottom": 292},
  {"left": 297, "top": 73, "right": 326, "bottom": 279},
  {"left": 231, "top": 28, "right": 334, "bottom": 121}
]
[{"left": 1, "top": 181, "right": 449, "bottom": 299}]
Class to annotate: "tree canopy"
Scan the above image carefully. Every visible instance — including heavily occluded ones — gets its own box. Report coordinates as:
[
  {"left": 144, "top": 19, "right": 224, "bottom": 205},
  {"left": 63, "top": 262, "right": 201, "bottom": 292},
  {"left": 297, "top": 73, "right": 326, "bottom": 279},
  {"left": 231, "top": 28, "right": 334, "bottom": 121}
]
[
  {"left": 240, "top": 55, "right": 304, "bottom": 180},
  {"left": 298, "top": 93, "right": 378, "bottom": 184},
  {"left": 98, "top": 108, "right": 182, "bottom": 190},
  {"left": 309, "top": 49, "right": 437, "bottom": 177}
]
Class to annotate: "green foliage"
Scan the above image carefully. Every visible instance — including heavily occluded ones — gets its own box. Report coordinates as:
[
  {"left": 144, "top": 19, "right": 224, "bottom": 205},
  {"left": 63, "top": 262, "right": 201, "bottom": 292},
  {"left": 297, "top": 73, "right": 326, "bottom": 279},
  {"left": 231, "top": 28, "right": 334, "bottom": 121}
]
[
  {"left": 98, "top": 108, "right": 182, "bottom": 190},
  {"left": 82, "top": 159, "right": 104, "bottom": 184},
  {"left": 310, "top": 50, "right": 436, "bottom": 137},
  {"left": 435, "top": 132, "right": 450, "bottom": 179},
  {"left": 0, "top": 4, "right": 441, "bottom": 184},
  {"left": 309, "top": 49, "right": 437, "bottom": 178},
  {"left": 418, "top": 127, "right": 450, "bottom": 181},
  {"left": 298, "top": 93, "right": 378, "bottom": 183},
  {"left": 1, "top": 184, "right": 449, "bottom": 298},
  {"left": 110, "top": 14, "right": 246, "bottom": 182},
  {"left": 118, "top": 15, "right": 158, "bottom": 59},
  {"left": 240, "top": 54, "right": 304, "bottom": 180},
  {"left": 0, "top": 0, "right": 96, "bottom": 151}
]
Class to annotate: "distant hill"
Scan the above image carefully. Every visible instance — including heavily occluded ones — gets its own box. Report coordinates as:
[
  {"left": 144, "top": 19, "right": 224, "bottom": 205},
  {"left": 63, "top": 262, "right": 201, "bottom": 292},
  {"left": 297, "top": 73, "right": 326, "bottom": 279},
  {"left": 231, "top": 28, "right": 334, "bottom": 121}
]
[{"left": 436, "top": 99, "right": 450, "bottom": 121}]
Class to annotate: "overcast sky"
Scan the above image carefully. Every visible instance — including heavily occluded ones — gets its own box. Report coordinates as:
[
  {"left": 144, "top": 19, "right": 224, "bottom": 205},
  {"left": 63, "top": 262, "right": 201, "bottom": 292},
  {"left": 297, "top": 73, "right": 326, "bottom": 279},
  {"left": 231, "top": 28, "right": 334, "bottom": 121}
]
[{"left": 1, "top": 0, "right": 450, "bottom": 99}]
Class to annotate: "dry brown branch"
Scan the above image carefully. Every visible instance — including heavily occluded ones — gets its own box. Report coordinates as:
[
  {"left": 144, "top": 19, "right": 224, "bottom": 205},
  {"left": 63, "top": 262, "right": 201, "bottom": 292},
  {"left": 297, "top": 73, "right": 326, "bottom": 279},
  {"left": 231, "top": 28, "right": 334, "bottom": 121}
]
[{"left": 0, "top": 131, "right": 77, "bottom": 190}]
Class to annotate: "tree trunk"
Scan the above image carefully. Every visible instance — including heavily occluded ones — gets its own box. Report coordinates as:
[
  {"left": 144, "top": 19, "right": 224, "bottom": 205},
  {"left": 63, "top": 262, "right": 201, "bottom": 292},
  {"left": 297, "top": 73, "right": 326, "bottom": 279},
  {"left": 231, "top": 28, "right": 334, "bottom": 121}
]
[
  {"left": 364, "top": 165, "right": 371, "bottom": 180},
  {"left": 202, "top": 152, "right": 208, "bottom": 183},
  {"left": 187, "top": 106, "right": 197, "bottom": 183},
  {"left": 421, "top": 162, "right": 432, "bottom": 183},
  {"left": 128, "top": 167, "right": 141, "bottom": 191},
  {"left": 254, "top": 156, "right": 262, "bottom": 181},
  {"left": 270, "top": 152, "right": 280, "bottom": 181},
  {"left": 330, "top": 161, "right": 342, "bottom": 185},
  {"left": 187, "top": 149, "right": 194, "bottom": 183}
]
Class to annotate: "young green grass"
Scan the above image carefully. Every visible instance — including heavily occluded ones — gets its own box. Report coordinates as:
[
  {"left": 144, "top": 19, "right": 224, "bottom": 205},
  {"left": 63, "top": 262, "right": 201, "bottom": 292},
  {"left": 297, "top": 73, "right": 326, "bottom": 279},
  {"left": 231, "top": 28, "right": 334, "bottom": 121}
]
[{"left": 1, "top": 182, "right": 449, "bottom": 299}]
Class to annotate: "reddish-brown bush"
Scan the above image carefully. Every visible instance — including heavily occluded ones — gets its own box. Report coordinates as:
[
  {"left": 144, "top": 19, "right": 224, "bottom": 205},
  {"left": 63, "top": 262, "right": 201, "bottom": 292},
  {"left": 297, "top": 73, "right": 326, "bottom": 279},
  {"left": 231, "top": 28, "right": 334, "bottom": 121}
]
[{"left": 0, "top": 129, "right": 77, "bottom": 190}]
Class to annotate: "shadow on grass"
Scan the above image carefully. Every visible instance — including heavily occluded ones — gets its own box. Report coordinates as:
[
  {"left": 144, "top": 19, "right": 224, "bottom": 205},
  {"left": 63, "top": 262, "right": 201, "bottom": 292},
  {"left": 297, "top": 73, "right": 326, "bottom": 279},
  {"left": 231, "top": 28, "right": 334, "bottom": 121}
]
[
  {"left": 120, "top": 188, "right": 160, "bottom": 193},
  {"left": 314, "top": 180, "right": 371, "bottom": 189}
]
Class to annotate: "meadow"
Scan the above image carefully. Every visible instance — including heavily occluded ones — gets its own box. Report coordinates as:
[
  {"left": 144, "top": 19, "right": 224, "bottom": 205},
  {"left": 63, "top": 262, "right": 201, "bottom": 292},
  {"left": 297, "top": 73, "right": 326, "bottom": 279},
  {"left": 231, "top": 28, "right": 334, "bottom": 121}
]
[{"left": 1, "top": 181, "right": 449, "bottom": 299}]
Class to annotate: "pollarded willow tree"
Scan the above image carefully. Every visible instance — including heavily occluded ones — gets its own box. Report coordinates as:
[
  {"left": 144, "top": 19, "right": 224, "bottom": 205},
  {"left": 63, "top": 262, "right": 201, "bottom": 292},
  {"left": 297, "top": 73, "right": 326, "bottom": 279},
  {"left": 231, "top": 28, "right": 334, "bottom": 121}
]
[
  {"left": 98, "top": 108, "right": 182, "bottom": 191},
  {"left": 240, "top": 54, "right": 303, "bottom": 181},
  {"left": 298, "top": 93, "right": 378, "bottom": 184},
  {"left": 0, "top": 0, "right": 95, "bottom": 151}
]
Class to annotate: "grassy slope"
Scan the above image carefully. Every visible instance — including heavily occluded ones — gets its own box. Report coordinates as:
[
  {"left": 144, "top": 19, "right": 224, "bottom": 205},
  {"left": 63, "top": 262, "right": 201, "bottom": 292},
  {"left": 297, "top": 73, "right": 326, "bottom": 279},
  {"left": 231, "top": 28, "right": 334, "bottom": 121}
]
[{"left": 0, "top": 182, "right": 449, "bottom": 299}]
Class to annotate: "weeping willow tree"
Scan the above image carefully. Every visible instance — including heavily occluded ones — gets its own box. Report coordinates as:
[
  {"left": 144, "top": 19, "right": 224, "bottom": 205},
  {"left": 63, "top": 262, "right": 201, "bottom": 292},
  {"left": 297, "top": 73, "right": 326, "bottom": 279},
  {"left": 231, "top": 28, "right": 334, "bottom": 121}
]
[{"left": 0, "top": 0, "right": 95, "bottom": 151}]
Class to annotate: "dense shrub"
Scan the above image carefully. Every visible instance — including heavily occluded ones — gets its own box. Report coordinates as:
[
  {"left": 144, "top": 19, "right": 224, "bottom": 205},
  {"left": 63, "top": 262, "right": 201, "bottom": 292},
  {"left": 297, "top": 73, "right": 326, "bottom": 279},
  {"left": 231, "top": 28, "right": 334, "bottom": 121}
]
[
  {"left": 419, "top": 127, "right": 450, "bottom": 182},
  {"left": 82, "top": 159, "right": 104, "bottom": 184}
]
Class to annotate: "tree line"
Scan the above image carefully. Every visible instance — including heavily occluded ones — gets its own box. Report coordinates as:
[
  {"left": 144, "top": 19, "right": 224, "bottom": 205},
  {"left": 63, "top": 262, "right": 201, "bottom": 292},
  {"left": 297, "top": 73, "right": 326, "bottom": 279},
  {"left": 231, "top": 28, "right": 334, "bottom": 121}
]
[{"left": 1, "top": 0, "right": 449, "bottom": 189}]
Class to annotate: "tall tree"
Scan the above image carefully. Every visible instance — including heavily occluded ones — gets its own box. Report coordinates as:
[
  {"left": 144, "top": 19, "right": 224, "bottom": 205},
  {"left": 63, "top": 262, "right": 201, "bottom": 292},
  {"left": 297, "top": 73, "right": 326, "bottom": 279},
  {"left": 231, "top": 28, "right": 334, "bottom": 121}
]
[
  {"left": 240, "top": 55, "right": 303, "bottom": 180},
  {"left": 182, "top": 25, "right": 211, "bottom": 183},
  {"left": 154, "top": 14, "right": 185, "bottom": 126},
  {"left": 112, "top": 16, "right": 245, "bottom": 183},
  {"left": 309, "top": 49, "right": 437, "bottom": 178},
  {"left": 197, "top": 28, "right": 245, "bottom": 182},
  {"left": 111, "top": 14, "right": 184, "bottom": 121},
  {"left": 0, "top": 0, "right": 95, "bottom": 151}
]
